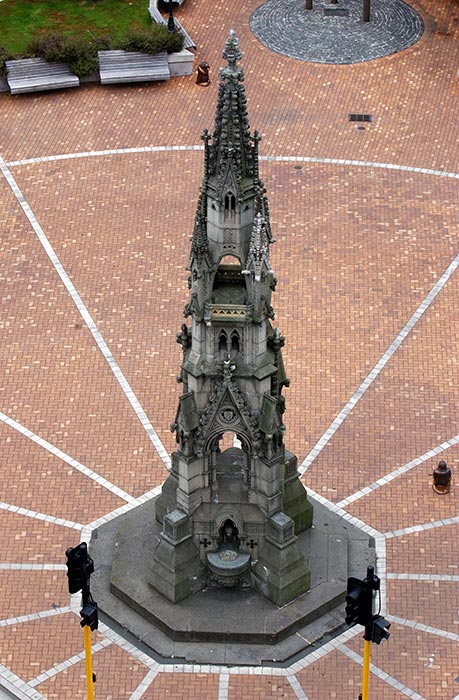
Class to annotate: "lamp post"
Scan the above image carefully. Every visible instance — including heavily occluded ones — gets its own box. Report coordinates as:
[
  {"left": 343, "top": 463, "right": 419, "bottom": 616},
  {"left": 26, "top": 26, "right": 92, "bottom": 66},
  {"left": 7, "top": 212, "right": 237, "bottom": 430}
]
[{"left": 168, "top": 0, "right": 176, "bottom": 33}]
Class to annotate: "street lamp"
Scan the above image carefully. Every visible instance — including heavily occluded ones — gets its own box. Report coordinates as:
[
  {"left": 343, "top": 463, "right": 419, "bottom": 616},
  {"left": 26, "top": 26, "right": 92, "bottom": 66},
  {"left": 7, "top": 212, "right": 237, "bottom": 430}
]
[{"left": 168, "top": 0, "right": 176, "bottom": 33}]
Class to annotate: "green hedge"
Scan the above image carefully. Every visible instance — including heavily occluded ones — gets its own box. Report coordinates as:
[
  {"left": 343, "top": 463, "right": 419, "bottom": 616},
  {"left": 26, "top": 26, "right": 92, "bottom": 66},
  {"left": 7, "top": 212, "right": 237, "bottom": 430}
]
[
  {"left": 114, "top": 26, "right": 183, "bottom": 55},
  {"left": 26, "top": 33, "right": 106, "bottom": 77},
  {"left": 1, "top": 26, "right": 184, "bottom": 79}
]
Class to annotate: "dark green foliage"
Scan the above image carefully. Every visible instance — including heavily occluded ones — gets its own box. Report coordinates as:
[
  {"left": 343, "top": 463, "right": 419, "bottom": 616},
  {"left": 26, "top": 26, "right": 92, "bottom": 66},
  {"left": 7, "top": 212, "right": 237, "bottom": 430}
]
[
  {"left": 26, "top": 33, "right": 100, "bottom": 77},
  {"left": 115, "top": 25, "right": 183, "bottom": 55},
  {"left": 0, "top": 45, "right": 14, "bottom": 78}
]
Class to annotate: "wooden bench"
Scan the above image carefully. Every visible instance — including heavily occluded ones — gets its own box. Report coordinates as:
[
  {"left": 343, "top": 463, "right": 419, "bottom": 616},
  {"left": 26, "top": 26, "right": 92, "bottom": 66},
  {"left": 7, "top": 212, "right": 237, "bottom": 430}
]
[
  {"left": 98, "top": 50, "right": 170, "bottom": 84},
  {"left": 149, "top": 1, "right": 196, "bottom": 50},
  {"left": 5, "top": 57, "right": 79, "bottom": 94}
]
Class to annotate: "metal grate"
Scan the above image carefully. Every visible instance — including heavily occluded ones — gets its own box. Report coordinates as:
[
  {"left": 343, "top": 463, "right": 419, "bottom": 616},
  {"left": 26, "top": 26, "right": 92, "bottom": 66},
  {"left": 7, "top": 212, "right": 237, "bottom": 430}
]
[
  {"left": 349, "top": 113, "right": 373, "bottom": 122},
  {"left": 324, "top": 7, "right": 349, "bottom": 16}
]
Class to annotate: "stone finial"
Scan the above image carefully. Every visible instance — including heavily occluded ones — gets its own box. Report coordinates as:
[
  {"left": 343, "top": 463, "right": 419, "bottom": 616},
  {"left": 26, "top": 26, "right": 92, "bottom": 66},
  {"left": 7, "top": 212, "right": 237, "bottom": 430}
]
[{"left": 222, "top": 29, "right": 242, "bottom": 72}]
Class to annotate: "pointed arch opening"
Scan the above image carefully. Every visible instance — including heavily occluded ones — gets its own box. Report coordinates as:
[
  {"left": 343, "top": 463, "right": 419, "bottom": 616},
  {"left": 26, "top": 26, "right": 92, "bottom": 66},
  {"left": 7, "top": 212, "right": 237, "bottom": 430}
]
[
  {"left": 212, "top": 254, "right": 247, "bottom": 305},
  {"left": 207, "top": 431, "right": 252, "bottom": 499},
  {"left": 224, "top": 191, "right": 236, "bottom": 221}
]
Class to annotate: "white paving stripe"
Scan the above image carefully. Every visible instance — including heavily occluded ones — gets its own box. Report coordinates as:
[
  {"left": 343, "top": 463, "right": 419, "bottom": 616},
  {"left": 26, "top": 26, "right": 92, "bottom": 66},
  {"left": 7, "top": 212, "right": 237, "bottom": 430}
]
[
  {"left": 384, "top": 515, "right": 459, "bottom": 538},
  {"left": 300, "top": 252, "right": 459, "bottom": 474},
  {"left": 339, "top": 645, "right": 426, "bottom": 699},
  {"left": 0, "top": 664, "right": 47, "bottom": 700},
  {"left": 0, "top": 607, "right": 71, "bottom": 628},
  {"left": 0, "top": 156, "right": 171, "bottom": 471},
  {"left": 387, "top": 615, "right": 459, "bottom": 641},
  {"left": 5, "top": 148, "right": 459, "bottom": 181},
  {"left": 387, "top": 573, "right": 459, "bottom": 582},
  {"left": 28, "top": 637, "right": 113, "bottom": 688},
  {"left": 337, "top": 434, "right": 459, "bottom": 508},
  {"left": 0, "top": 410, "right": 137, "bottom": 505},
  {"left": 287, "top": 674, "right": 309, "bottom": 700},
  {"left": 129, "top": 669, "right": 159, "bottom": 700},
  {"left": 0, "top": 501, "right": 82, "bottom": 529},
  {"left": 218, "top": 672, "right": 229, "bottom": 700}
]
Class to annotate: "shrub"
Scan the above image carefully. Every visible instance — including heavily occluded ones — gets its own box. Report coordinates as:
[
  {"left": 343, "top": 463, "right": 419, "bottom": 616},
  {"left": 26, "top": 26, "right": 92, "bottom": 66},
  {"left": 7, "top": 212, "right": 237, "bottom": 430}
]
[
  {"left": 115, "top": 25, "right": 183, "bottom": 55},
  {"left": 0, "top": 45, "right": 14, "bottom": 78},
  {"left": 26, "top": 32, "right": 100, "bottom": 77}
]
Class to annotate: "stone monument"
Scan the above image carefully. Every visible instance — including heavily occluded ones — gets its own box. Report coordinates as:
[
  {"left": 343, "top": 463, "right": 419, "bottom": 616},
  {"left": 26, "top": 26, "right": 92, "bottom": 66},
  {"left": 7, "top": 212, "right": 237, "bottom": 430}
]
[{"left": 150, "top": 30, "right": 313, "bottom": 606}]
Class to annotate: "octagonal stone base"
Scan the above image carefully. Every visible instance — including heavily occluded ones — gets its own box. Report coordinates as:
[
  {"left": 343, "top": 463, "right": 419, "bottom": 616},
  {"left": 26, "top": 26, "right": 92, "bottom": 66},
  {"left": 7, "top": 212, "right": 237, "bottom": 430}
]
[{"left": 90, "top": 493, "right": 375, "bottom": 665}]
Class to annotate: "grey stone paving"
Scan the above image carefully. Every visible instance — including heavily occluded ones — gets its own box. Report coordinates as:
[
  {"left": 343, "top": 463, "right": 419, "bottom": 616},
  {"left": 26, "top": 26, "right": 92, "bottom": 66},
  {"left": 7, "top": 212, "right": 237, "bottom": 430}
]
[{"left": 250, "top": 0, "right": 424, "bottom": 64}]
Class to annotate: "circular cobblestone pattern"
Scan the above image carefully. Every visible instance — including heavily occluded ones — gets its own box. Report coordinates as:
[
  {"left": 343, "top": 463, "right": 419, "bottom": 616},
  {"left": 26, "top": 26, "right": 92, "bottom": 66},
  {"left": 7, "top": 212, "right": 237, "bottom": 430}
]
[{"left": 250, "top": 0, "right": 424, "bottom": 64}]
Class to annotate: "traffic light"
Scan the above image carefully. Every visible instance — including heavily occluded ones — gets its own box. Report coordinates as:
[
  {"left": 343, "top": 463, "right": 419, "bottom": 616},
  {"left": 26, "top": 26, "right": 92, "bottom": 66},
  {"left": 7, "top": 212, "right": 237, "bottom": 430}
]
[
  {"left": 371, "top": 615, "right": 390, "bottom": 644},
  {"left": 80, "top": 601, "right": 99, "bottom": 631},
  {"left": 345, "top": 576, "right": 373, "bottom": 626},
  {"left": 65, "top": 542, "right": 94, "bottom": 596}
]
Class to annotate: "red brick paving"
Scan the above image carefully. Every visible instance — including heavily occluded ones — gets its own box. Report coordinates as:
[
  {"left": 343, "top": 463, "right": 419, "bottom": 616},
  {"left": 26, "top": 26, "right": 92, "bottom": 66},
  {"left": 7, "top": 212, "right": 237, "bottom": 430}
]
[
  {"left": 36, "top": 642, "right": 148, "bottom": 700},
  {"left": 146, "top": 672, "right": 219, "bottom": 699},
  {"left": 348, "top": 449, "right": 459, "bottom": 531},
  {"left": 306, "top": 269, "right": 459, "bottom": 501},
  {"left": 387, "top": 522, "right": 459, "bottom": 574},
  {"left": 0, "top": 0, "right": 458, "bottom": 697},
  {"left": 387, "top": 579, "right": 459, "bottom": 634},
  {"left": 0, "top": 612, "right": 102, "bottom": 680},
  {"left": 0, "top": 420, "right": 124, "bottom": 521},
  {"left": 0, "top": 511, "right": 79, "bottom": 563},
  {"left": 0, "top": 570, "right": 68, "bottom": 620},
  {"left": 347, "top": 622, "right": 459, "bottom": 700},
  {"left": 296, "top": 649, "right": 404, "bottom": 699}
]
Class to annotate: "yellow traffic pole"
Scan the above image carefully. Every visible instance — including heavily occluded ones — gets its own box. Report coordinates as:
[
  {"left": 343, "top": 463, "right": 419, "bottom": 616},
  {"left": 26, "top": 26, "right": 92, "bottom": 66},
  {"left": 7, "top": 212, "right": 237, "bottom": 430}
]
[
  {"left": 83, "top": 623, "right": 95, "bottom": 700},
  {"left": 361, "top": 636, "right": 371, "bottom": 700}
]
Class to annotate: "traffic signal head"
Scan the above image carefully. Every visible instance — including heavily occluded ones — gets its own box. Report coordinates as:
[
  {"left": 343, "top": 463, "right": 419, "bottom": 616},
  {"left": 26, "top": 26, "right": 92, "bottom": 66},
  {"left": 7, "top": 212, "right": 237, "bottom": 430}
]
[
  {"left": 371, "top": 615, "right": 390, "bottom": 644},
  {"left": 65, "top": 542, "right": 94, "bottom": 595},
  {"left": 80, "top": 601, "right": 99, "bottom": 631},
  {"left": 345, "top": 576, "right": 373, "bottom": 626}
]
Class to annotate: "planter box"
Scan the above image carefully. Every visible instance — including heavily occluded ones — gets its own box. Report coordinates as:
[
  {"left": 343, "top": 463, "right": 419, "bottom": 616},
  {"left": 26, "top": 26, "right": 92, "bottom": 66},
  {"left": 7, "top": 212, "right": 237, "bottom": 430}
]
[{"left": 167, "top": 49, "right": 194, "bottom": 77}]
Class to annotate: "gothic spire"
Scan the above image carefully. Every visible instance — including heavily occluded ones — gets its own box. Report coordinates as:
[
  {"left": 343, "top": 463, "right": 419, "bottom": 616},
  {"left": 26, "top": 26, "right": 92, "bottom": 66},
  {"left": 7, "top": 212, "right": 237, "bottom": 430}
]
[{"left": 207, "top": 30, "right": 255, "bottom": 193}]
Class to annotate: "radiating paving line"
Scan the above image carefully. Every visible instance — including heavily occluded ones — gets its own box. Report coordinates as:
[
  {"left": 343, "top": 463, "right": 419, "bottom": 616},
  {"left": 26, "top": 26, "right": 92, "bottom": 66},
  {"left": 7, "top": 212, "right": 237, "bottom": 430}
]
[
  {"left": 129, "top": 669, "right": 159, "bottom": 700},
  {"left": 0, "top": 563, "right": 66, "bottom": 571},
  {"left": 387, "top": 573, "right": 459, "bottom": 582},
  {"left": 387, "top": 615, "right": 459, "bottom": 641},
  {"left": 0, "top": 665, "right": 46, "bottom": 700},
  {"left": 80, "top": 485, "right": 163, "bottom": 543},
  {"left": 0, "top": 501, "right": 82, "bottom": 529},
  {"left": 218, "top": 671, "right": 229, "bottom": 700},
  {"left": 28, "top": 637, "right": 113, "bottom": 688},
  {"left": 287, "top": 674, "right": 309, "bottom": 700},
  {"left": 5, "top": 148, "right": 459, "bottom": 181},
  {"left": 0, "top": 607, "right": 71, "bottom": 628},
  {"left": 337, "top": 435, "right": 459, "bottom": 508},
  {"left": 300, "top": 252, "right": 459, "bottom": 474},
  {"left": 5, "top": 145, "right": 203, "bottom": 168},
  {"left": 0, "top": 156, "right": 171, "bottom": 471},
  {"left": 0, "top": 411, "right": 137, "bottom": 505},
  {"left": 384, "top": 515, "right": 459, "bottom": 538},
  {"left": 339, "top": 645, "right": 426, "bottom": 699}
]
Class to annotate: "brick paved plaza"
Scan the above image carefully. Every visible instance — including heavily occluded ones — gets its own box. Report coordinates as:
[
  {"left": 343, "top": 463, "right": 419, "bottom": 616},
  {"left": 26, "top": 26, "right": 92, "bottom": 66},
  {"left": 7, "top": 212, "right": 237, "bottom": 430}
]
[{"left": 0, "top": 0, "right": 458, "bottom": 697}]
